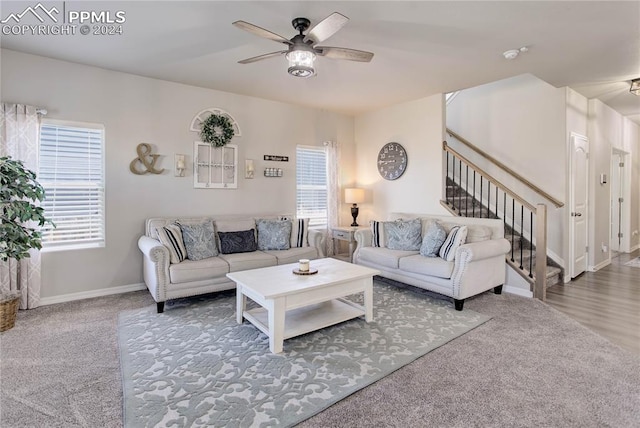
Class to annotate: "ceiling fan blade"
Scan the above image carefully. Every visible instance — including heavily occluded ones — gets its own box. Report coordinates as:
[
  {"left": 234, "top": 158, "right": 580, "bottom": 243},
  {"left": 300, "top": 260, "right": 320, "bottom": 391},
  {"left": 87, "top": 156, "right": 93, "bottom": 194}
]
[
  {"left": 305, "top": 12, "right": 349, "bottom": 44},
  {"left": 315, "top": 46, "right": 374, "bottom": 62},
  {"left": 238, "top": 51, "right": 287, "bottom": 64},
  {"left": 233, "top": 20, "right": 292, "bottom": 45}
]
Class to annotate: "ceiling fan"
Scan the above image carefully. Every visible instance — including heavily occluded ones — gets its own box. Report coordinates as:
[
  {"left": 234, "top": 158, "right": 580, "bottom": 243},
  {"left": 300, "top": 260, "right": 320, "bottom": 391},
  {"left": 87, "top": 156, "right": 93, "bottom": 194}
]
[{"left": 233, "top": 12, "right": 374, "bottom": 78}]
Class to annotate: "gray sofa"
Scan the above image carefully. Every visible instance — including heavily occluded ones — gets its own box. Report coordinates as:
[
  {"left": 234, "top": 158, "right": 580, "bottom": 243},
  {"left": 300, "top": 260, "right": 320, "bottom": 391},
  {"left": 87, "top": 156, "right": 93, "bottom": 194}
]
[
  {"left": 138, "top": 215, "right": 325, "bottom": 312},
  {"left": 353, "top": 213, "right": 510, "bottom": 310}
]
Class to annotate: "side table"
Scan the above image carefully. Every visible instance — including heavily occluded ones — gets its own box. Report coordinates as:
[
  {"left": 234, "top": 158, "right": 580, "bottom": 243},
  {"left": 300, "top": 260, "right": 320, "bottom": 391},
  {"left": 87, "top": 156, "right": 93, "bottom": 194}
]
[{"left": 332, "top": 226, "right": 366, "bottom": 262}]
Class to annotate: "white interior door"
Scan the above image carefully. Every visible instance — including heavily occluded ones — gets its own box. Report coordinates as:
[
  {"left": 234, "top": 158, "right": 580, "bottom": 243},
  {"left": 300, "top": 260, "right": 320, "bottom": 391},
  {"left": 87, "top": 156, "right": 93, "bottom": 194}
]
[{"left": 570, "top": 134, "right": 588, "bottom": 278}]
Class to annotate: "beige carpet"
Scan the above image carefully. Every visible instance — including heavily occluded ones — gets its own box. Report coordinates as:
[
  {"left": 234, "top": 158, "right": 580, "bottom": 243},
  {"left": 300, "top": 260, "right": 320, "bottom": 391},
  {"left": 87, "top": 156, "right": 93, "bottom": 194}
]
[{"left": 1, "top": 280, "right": 639, "bottom": 427}]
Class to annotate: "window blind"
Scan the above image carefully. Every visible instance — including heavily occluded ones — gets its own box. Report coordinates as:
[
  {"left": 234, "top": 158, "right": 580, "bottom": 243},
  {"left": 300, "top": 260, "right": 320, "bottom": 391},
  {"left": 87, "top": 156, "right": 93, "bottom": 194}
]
[
  {"left": 39, "top": 122, "right": 105, "bottom": 249},
  {"left": 296, "top": 146, "right": 327, "bottom": 228}
]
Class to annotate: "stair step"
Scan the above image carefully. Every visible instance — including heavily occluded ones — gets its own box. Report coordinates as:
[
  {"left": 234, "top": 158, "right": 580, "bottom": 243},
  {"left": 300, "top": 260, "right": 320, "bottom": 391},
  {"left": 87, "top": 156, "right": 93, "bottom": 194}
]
[{"left": 443, "top": 195, "right": 565, "bottom": 288}]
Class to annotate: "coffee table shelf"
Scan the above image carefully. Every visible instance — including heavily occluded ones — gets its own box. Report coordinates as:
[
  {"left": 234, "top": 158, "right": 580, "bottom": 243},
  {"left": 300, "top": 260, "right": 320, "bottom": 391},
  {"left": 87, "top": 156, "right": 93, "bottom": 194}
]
[{"left": 244, "top": 299, "right": 365, "bottom": 340}]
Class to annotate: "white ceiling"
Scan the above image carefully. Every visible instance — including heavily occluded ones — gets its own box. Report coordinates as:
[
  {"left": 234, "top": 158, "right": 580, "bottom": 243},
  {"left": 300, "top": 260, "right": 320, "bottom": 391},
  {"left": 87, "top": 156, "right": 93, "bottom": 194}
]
[{"left": 1, "top": 1, "right": 639, "bottom": 122}]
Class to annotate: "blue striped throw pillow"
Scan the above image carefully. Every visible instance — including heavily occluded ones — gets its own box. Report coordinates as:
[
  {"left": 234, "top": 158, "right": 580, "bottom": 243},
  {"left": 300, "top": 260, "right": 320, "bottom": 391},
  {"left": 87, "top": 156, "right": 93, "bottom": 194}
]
[
  {"left": 155, "top": 223, "right": 187, "bottom": 264},
  {"left": 439, "top": 225, "right": 468, "bottom": 261},
  {"left": 371, "top": 220, "right": 386, "bottom": 247}
]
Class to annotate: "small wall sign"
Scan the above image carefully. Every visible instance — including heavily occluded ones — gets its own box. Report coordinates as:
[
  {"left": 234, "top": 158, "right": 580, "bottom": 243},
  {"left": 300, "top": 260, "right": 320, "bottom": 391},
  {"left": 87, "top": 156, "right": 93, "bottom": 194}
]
[{"left": 264, "top": 155, "right": 289, "bottom": 162}]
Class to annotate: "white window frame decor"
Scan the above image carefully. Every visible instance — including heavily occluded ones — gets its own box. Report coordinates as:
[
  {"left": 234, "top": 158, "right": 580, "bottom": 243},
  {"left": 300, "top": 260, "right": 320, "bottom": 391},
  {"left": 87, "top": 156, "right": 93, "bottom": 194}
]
[
  {"left": 38, "top": 119, "right": 105, "bottom": 251},
  {"left": 193, "top": 142, "right": 238, "bottom": 189},
  {"left": 296, "top": 145, "right": 328, "bottom": 228}
]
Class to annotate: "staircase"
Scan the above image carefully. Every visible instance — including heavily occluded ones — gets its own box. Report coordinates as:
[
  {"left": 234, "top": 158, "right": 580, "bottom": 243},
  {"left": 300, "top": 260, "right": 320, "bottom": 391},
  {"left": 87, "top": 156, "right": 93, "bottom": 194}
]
[
  {"left": 443, "top": 177, "right": 563, "bottom": 288},
  {"left": 442, "top": 130, "right": 566, "bottom": 300}
]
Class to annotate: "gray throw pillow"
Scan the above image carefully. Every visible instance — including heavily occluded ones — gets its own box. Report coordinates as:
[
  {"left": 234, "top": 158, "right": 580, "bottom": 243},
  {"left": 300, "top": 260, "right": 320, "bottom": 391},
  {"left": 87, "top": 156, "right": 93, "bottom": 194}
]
[
  {"left": 178, "top": 221, "right": 218, "bottom": 261},
  {"left": 385, "top": 219, "right": 422, "bottom": 251},
  {"left": 218, "top": 229, "right": 257, "bottom": 254},
  {"left": 420, "top": 221, "right": 447, "bottom": 257},
  {"left": 257, "top": 219, "right": 291, "bottom": 251}
]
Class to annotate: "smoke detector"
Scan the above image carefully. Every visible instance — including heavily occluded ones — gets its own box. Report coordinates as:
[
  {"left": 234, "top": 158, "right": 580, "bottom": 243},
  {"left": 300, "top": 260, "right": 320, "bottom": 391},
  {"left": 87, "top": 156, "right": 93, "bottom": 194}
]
[{"left": 503, "top": 46, "right": 529, "bottom": 60}]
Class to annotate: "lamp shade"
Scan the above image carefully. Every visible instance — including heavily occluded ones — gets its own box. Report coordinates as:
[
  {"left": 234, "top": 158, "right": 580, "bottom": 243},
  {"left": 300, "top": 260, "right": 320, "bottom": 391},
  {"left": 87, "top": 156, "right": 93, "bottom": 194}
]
[{"left": 345, "top": 188, "right": 365, "bottom": 204}]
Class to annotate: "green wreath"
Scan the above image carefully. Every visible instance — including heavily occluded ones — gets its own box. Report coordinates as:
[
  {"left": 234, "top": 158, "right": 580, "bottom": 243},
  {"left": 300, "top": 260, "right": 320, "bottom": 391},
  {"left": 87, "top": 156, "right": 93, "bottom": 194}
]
[{"left": 200, "top": 114, "right": 235, "bottom": 147}]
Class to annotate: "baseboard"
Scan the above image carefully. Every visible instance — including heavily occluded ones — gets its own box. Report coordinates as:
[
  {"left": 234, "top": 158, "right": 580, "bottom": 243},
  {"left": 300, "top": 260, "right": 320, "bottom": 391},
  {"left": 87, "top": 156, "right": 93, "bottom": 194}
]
[
  {"left": 588, "top": 259, "right": 611, "bottom": 272},
  {"left": 563, "top": 274, "right": 571, "bottom": 284},
  {"left": 631, "top": 243, "right": 640, "bottom": 252},
  {"left": 504, "top": 285, "right": 533, "bottom": 298},
  {"left": 39, "top": 283, "right": 147, "bottom": 306}
]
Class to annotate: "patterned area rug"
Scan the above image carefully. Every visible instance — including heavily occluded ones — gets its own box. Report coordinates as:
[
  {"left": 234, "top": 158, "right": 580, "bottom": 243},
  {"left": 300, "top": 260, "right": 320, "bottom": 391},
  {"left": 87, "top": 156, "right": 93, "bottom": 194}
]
[
  {"left": 624, "top": 257, "right": 640, "bottom": 268},
  {"left": 118, "top": 282, "right": 490, "bottom": 427}
]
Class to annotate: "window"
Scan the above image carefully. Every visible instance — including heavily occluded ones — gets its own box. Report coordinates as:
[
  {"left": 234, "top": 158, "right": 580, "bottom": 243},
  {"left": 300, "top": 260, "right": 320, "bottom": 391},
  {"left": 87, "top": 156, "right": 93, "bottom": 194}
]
[
  {"left": 39, "top": 120, "right": 105, "bottom": 250},
  {"left": 296, "top": 146, "right": 328, "bottom": 228}
]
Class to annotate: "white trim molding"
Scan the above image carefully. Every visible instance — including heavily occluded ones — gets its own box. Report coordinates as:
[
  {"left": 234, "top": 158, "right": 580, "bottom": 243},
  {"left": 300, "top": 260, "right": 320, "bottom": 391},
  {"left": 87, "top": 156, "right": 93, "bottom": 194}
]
[
  {"left": 504, "top": 285, "right": 533, "bottom": 298},
  {"left": 588, "top": 259, "right": 611, "bottom": 272},
  {"left": 39, "top": 283, "right": 147, "bottom": 306}
]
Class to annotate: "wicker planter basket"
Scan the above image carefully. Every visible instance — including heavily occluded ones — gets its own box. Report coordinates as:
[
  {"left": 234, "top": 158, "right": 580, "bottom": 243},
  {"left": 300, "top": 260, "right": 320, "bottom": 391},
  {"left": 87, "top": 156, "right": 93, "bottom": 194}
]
[{"left": 0, "top": 292, "right": 20, "bottom": 332}]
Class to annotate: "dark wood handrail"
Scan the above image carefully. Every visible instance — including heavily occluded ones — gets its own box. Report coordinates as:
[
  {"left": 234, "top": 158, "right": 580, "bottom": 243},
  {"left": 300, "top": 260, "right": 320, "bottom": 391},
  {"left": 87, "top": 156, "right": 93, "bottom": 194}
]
[{"left": 446, "top": 129, "right": 564, "bottom": 208}]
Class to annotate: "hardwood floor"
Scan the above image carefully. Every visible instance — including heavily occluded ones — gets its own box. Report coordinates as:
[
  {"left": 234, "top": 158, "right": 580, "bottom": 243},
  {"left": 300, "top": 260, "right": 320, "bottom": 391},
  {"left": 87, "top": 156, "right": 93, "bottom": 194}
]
[{"left": 546, "top": 249, "right": 640, "bottom": 356}]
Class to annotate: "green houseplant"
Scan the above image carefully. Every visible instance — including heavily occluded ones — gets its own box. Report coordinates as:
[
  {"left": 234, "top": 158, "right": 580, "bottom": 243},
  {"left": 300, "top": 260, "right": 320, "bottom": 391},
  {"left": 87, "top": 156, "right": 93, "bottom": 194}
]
[{"left": 0, "top": 156, "right": 52, "bottom": 330}]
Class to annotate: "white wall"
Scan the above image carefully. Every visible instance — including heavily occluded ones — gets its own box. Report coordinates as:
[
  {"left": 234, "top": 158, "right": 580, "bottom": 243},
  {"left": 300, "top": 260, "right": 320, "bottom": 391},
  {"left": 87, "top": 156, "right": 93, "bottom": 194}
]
[
  {"left": 588, "top": 99, "right": 640, "bottom": 268},
  {"left": 625, "top": 118, "right": 640, "bottom": 251},
  {"left": 446, "top": 74, "right": 567, "bottom": 264},
  {"left": 353, "top": 94, "right": 448, "bottom": 224},
  {"left": 588, "top": 100, "right": 617, "bottom": 269},
  {"left": 1, "top": 49, "right": 355, "bottom": 299}
]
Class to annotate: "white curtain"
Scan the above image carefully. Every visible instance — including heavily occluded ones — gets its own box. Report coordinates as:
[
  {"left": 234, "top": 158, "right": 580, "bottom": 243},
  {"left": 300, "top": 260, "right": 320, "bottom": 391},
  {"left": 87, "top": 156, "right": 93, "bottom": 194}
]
[
  {"left": 0, "top": 103, "right": 42, "bottom": 309},
  {"left": 324, "top": 140, "right": 340, "bottom": 256}
]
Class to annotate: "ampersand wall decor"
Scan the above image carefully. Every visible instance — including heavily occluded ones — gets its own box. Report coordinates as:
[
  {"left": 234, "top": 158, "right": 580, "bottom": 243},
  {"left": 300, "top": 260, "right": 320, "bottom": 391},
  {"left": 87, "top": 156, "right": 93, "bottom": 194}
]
[{"left": 130, "top": 143, "right": 165, "bottom": 175}]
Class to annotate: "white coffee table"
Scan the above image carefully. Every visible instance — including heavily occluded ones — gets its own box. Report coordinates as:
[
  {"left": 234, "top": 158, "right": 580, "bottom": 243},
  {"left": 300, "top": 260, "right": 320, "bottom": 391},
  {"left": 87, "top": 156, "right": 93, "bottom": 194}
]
[{"left": 227, "top": 258, "right": 380, "bottom": 354}]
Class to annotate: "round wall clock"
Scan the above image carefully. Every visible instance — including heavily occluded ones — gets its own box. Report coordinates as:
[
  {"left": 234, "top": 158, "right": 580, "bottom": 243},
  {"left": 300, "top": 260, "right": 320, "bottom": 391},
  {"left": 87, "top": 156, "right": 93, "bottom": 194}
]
[{"left": 377, "top": 142, "right": 407, "bottom": 180}]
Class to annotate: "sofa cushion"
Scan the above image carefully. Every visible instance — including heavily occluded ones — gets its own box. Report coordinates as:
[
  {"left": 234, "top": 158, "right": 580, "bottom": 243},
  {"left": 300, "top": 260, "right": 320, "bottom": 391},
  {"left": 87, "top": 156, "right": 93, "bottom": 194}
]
[
  {"left": 214, "top": 218, "right": 256, "bottom": 233},
  {"left": 218, "top": 229, "right": 257, "bottom": 254},
  {"left": 420, "top": 221, "right": 447, "bottom": 257},
  {"left": 219, "top": 251, "right": 277, "bottom": 272},
  {"left": 256, "top": 219, "right": 291, "bottom": 251},
  {"left": 439, "top": 225, "right": 468, "bottom": 262},
  {"left": 399, "top": 255, "right": 455, "bottom": 279},
  {"left": 178, "top": 221, "right": 218, "bottom": 261},
  {"left": 386, "top": 219, "right": 422, "bottom": 251},
  {"left": 466, "top": 225, "right": 491, "bottom": 243},
  {"left": 169, "top": 257, "right": 229, "bottom": 284},
  {"left": 370, "top": 220, "right": 386, "bottom": 247},
  {"left": 263, "top": 247, "right": 318, "bottom": 265},
  {"left": 358, "top": 246, "right": 419, "bottom": 269},
  {"left": 155, "top": 223, "right": 187, "bottom": 264},
  {"left": 440, "top": 222, "right": 490, "bottom": 243}
]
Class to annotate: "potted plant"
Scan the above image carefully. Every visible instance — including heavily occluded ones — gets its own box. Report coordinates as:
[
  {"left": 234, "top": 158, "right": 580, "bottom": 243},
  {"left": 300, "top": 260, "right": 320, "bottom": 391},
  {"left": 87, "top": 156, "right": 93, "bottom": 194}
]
[{"left": 0, "top": 156, "right": 53, "bottom": 331}]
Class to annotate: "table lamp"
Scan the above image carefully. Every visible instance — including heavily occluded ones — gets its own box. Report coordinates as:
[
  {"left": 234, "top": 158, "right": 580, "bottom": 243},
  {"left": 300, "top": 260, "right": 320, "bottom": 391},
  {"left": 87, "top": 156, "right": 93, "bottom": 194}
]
[{"left": 345, "top": 188, "right": 365, "bottom": 227}]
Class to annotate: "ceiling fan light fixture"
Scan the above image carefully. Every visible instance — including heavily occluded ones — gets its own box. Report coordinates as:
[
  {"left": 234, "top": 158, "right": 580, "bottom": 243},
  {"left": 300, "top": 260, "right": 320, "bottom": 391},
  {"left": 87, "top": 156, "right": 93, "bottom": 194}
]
[
  {"left": 286, "top": 49, "right": 316, "bottom": 78},
  {"left": 630, "top": 78, "right": 640, "bottom": 96}
]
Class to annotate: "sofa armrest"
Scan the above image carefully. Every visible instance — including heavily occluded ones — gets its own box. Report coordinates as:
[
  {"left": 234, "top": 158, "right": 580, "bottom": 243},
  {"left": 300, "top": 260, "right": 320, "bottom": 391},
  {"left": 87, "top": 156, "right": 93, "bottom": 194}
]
[
  {"left": 455, "top": 238, "right": 511, "bottom": 263},
  {"left": 138, "top": 235, "right": 171, "bottom": 303},
  {"left": 355, "top": 229, "right": 372, "bottom": 248},
  {"left": 353, "top": 229, "right": 372, "bottom": 262},
  {"left": 450, "top": 238, "right": 511, "bottom": 299},
  {"left": 308, "top": 229, "right": 326, "bottom": 258}
]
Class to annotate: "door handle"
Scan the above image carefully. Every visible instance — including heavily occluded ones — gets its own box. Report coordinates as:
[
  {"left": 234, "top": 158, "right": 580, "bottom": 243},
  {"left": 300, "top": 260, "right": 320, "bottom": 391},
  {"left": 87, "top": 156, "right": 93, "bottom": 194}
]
[{"left": 571, "top": 212, "right": 582, "bottom": 217}]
